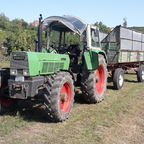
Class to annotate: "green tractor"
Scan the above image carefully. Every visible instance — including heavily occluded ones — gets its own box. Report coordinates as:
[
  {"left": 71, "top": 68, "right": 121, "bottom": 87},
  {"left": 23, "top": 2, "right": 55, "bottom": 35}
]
[{"left": 0, "top": 15, "right": 107, "bottom": 122}]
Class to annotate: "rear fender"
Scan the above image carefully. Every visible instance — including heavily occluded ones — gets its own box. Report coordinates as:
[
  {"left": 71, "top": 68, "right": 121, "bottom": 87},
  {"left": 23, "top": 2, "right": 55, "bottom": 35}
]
[{"left": 84, "top": 51, "right": 98, "bottom": 70}]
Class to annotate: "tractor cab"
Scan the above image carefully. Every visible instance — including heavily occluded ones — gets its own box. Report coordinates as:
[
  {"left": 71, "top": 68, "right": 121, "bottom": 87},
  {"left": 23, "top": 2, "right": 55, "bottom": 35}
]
[
  {"left": 42, "top": 15, "right": 101, "bottom": 73},
  {"left": 43, "top": 15, "right": 87, "bottom": 53},
  {"left": 43, "top": 15, "right": 101, "bottom": 52},
  {"left": 43, "top": 16, "right": 87, "bottom": 73}
]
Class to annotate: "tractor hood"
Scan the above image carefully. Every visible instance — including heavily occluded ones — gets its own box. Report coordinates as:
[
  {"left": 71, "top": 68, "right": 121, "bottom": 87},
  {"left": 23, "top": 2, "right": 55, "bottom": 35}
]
[{"left": 43, "top": 15, "right": 87, "bottom": 35}]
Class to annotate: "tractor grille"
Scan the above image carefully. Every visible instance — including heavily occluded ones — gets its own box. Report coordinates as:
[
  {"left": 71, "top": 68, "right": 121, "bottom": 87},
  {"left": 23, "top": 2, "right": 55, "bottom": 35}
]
[
  {"left": 42, "top": 62, "right": 64, "bottom": 73},
  {"left": 17, "top": 69, "right": 23, "bottom": 75},
  {"left": 10, "top": 52, "right": 28, "bottom": 69}
]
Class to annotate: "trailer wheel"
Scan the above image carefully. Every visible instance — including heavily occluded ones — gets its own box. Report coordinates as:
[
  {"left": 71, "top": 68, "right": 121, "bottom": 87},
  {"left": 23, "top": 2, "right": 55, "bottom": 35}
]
[
  {"left": 137, "top": 65, "right": 144, "bottom": 82},
  {"left": 43, "top": 72, "right": 74, "bottom": 122},
  {"left": 0, "top": 69, "right": 16, "bottom": 114},
  {"left": 81, "top": 54, "right": 107, "bottom": 103},
  {"left": 113, "top": 68, "right": 124, "bottom": 90}
]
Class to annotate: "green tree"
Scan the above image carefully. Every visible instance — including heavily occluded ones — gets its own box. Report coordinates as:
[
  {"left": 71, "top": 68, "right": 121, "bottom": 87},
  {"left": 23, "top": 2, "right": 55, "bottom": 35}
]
[
  {"left": 132, "top": 27, "right": 144, "bottom": 32},
  {"left": 0, "top": 31, "right": 7, "bottom": 48},
  {"left": 123, "top": 18, "right": 127, "bottom": 27},
  {"left": 4, "top": 31, "right": 17, "bottom": 54},
  {"left": 5, "top": 29, "right": 36, "bottom": 54},
  {"left": 0, "top": 13, "right": 10, "bottom": 29},
  {"left": 94, "top": 21, "right": 111, "bottom": 33},
  {"left": 11, "top": 19, "right": 28, "bottom": 32},
  {"left": 0, "top": 13, "right": 38, "bottom": 56}
]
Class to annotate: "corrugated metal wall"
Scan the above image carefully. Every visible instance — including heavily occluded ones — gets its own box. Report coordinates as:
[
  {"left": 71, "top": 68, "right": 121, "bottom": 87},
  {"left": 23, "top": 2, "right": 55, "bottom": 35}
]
[{"left": 101, "top": 26, "right": 144, "bottom": 64}]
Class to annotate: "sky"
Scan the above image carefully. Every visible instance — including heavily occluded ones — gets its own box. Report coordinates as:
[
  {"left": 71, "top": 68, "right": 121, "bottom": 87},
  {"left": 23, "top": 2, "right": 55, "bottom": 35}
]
[{"left": 0, "top": 0, "right": 144, "bottom": 27}]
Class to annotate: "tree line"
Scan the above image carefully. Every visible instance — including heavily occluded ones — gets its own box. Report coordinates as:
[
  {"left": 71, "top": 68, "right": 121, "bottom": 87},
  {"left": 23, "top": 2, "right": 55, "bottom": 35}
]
[
  {"left": 0, "top": 13, "right": 112, "bottom": 54},
  {"left": 0, "top": 13, "right": 37, "bottom": 54},
  {"left": 0, "top": 12, "right": 144, "bottom": 55}
]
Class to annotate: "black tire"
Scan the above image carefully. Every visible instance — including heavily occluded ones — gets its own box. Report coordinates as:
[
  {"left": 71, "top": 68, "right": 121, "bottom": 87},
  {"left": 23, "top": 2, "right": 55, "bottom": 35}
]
[
  {"left": 137, "top": 65, "right": 144, "bottom": 82},
  {"left": 113, "top": 68, "right": 124, "bottom": 90},
  {"left": 111, "top": 70, "right": 115, "bottom": 78},
  {"left": 81, "top": 54, "right": 107, "bottom": 103},
  {"left": 43, "top": 72, "right": 74, "bottom": 122},
  {"left": 0, "top": 97, "right": 16, "bottom": 114},
  {"left": 0, "top": 69, "right": 16, "bottom": 114}
]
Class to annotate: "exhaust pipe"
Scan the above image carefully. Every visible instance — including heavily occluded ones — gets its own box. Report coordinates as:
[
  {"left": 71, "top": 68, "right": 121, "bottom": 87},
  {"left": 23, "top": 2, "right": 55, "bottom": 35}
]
[{"left": 38, "top": 14, "right": 43, "bottom": 52}]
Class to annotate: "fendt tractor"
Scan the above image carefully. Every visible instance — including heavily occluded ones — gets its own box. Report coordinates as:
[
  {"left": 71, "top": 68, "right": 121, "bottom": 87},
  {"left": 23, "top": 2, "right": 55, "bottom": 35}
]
[{"left": 0, "top": 15, "right": 107, "bottom": 122}]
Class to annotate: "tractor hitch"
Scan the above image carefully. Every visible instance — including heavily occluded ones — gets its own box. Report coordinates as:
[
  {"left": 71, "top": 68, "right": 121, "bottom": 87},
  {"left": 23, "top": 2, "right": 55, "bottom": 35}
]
[{"left": 9, "top": 83, "right": 28, "bottom": 99}]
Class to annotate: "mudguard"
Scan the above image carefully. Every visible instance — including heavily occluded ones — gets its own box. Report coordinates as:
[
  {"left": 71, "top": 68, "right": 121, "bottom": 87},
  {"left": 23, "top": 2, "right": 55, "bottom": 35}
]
[
  {"left": 84, "top": 49, "right": 107, "bottom": 70},
  {"left": 84, "top": 50, "right": 99, "bottom": 70}
]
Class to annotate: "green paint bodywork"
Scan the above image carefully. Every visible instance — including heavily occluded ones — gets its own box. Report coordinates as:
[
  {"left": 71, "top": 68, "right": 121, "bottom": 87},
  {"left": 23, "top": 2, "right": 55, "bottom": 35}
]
[
  {"left": 10, "top": 48, "right": 106, "bottom": 76},
  {"left": 10, "top": 51, "right": 70, "bottom": 76},
  {"left": 84, "top": 49, "right": 106, "bottom": 70}
]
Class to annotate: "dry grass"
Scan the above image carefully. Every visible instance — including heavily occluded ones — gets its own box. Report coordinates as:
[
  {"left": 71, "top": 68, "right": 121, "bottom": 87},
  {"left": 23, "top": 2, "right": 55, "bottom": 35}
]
[{"left": 0, "top": 71, "right": 144, "bottom": 144}]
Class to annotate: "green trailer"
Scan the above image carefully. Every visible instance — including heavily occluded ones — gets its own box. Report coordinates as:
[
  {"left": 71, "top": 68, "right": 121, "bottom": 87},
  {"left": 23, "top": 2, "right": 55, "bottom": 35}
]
[
  {"left": 0, "top": 15, "right": 107, "bottom": 122},
  {"left": 101, "top": 25, "right": 144, "bottom": 89}
]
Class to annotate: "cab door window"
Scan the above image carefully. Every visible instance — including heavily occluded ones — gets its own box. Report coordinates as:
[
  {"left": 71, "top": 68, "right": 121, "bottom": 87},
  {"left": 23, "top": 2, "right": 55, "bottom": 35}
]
[{"left": 91, "top": 28, "right": 100, "bottom": 47}]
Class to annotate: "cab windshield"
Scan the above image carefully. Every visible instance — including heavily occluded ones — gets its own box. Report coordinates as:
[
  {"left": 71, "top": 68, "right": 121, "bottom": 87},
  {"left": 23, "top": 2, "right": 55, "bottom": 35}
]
[{"left": 44, "top": 25, "right": 79, "bottom": 54}]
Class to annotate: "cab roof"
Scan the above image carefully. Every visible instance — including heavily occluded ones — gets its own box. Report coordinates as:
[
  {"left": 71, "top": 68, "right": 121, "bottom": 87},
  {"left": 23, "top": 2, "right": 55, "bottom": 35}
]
[{"left": 43, "top": 15, "right": 87, "bottom": 35}]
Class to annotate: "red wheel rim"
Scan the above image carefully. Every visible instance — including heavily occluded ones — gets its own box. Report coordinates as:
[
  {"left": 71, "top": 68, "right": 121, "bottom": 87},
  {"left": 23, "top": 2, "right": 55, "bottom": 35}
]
[
  {"left": 96, "top": 65, "right": 105, "bottom": 94},
  {"left": 0, "top": 98, "right": 14, "bottom": 107},
  {"left": 60, "top": 82, "right": 72, "bottom": 113}
]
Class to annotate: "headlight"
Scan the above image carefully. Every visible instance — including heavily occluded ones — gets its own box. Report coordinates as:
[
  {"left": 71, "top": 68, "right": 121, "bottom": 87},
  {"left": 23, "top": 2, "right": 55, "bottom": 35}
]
[
  {"left": 11, "top": 69, "right": 17, "bottom": 75},
  {"left": 23, "top": 70, "right": 29, "bottom": 75}
]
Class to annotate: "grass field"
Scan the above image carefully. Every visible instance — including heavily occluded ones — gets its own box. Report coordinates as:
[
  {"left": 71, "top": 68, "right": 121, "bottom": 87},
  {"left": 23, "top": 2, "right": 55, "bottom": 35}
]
[{"left": 0, "top": 71, "right": 144, "bottom": 144}]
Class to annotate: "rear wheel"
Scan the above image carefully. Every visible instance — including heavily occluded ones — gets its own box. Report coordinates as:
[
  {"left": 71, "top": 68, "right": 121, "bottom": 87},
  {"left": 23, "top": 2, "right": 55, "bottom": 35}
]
[
  {"left": 0, "top": 69, "right": 16, "bottom": 114},
  {"left": 137, "top": 65, "right": 144, "bottom": 82},
  {"left": 81, "top": 54, "right": 107, "bottom": 103},
  {"left": 113, "top": 68, "right": 124, "bottom": 90},
  {"left": 43, "top": 72, "right": 74, "bottom": 122}
]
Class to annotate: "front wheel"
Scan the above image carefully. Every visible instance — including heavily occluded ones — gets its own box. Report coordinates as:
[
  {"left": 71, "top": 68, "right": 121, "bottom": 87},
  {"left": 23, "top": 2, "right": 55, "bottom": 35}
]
[
  {"left": 0, "top": 98, "right": 16, "bottom": 114},
  {"left": 0, "top": 69, "right": 16, "bottom": 114},
  {"left": 113, "top": 68, "right": 124, "bottom": 90},
  {"left": 137, "top": 65, "right": 144, "bottom": 82},
  {"left": 81, "top": 54, "right": 107, "bottom": 103},
  {"left": 43, "top": 72, "right": 74, "bottom": 122}
]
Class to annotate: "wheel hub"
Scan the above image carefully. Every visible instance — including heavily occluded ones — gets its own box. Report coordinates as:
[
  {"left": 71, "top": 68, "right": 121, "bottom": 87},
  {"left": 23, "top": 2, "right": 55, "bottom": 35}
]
[
  {"left": 60, "top": 92, "right": 68, "bottom": 102},
  {"left": 96, "top": 76, "right": 99, "bottom": 82},
  {"left": 142, "top": 71, "right": 144, "bottom": 80}
]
